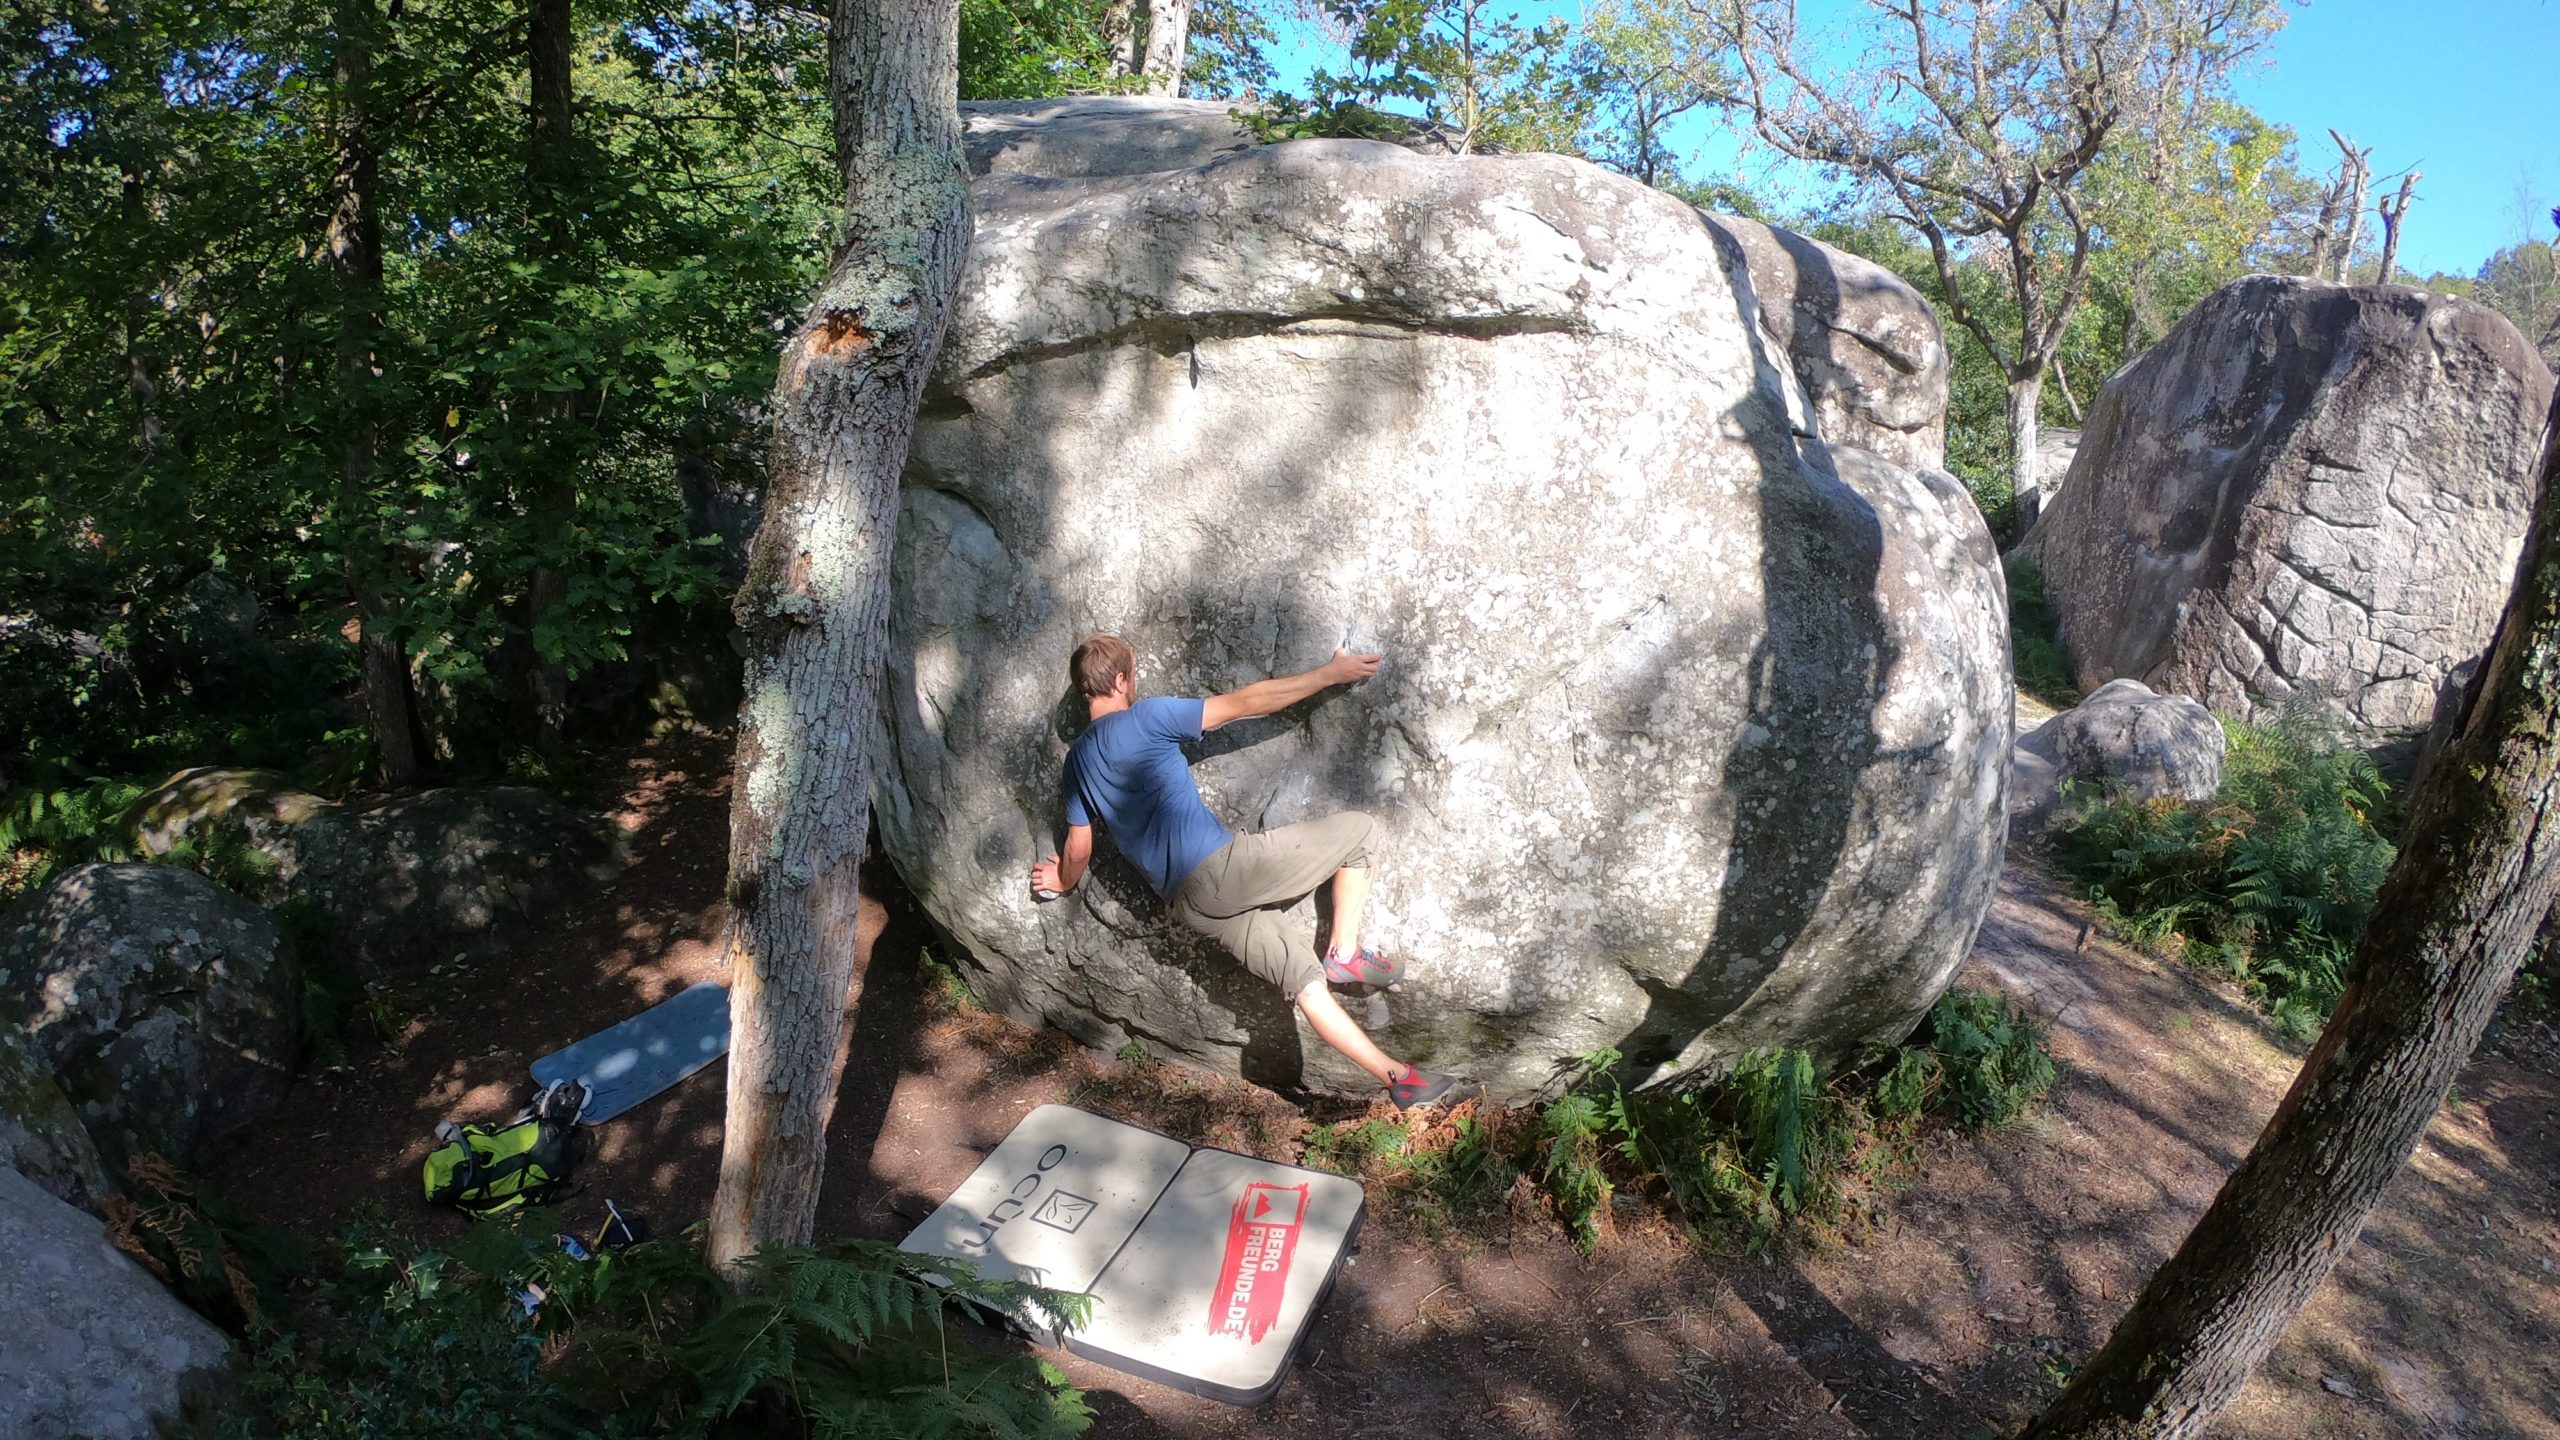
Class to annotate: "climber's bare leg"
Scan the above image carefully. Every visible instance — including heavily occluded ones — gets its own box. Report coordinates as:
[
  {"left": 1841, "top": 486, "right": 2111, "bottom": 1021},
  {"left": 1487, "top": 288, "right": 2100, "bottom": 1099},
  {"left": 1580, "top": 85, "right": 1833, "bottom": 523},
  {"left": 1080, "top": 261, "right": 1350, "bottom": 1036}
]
[
  {"left": 1295, "top": 978, "right": 1399, "bottom": 1083},
  {"left": 1329, "top": 863, "right": 1371, "bottom": 960}
]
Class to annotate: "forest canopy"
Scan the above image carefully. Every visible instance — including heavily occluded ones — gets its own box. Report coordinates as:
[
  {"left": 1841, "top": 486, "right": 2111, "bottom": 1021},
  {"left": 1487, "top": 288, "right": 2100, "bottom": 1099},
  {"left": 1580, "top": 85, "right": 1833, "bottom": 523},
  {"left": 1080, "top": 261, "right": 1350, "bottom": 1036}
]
[{"left": 4, "top": 0, "right": 2553, "bottom": 817}]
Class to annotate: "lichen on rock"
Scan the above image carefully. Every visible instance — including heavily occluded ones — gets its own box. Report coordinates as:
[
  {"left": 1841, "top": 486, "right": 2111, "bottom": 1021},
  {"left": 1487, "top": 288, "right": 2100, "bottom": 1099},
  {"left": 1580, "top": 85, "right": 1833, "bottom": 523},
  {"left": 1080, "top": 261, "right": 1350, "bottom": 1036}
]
[{"left": 0, "top": 863, "right": 297, "bottom": 1174}]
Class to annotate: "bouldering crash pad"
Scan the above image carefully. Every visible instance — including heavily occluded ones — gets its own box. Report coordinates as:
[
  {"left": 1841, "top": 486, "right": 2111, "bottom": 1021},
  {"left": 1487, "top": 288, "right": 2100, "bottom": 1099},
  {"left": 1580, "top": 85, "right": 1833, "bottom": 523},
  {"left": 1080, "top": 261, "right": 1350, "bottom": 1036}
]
[{"left": 900, "top": 1103, "right": 1364, "bottom": 1405}]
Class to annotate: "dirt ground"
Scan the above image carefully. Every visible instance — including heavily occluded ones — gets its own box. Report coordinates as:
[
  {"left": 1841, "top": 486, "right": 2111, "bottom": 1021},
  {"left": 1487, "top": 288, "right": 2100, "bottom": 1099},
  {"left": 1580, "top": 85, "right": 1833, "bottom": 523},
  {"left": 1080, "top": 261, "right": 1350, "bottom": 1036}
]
[{"left": 217, "top": 736, "right": 2560, "bottom": 1438}]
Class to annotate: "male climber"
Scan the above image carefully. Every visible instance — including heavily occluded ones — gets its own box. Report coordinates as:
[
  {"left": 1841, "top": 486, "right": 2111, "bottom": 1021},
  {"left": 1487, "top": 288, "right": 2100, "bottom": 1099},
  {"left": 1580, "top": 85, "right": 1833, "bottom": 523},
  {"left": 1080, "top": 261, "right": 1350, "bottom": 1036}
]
[{"left": 1030, "top": 633, "right": 1470, "bottom": 1110}]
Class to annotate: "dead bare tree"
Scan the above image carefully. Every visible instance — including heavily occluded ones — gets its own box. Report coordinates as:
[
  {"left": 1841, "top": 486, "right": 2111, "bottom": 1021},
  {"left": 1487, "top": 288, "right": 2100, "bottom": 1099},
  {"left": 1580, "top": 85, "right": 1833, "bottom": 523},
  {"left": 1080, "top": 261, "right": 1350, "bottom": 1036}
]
[
  {"left": 1103, "top": 0, "right": 1190, "bottom": 94},
  {"left": 708, "top": 0, "right": 971, "bottom": 1269},
  {"left": 1702, "top": 0, "right": 2280, "bottom": 528},
  {"left": 1139, "top": 0, "right": 1190, "bottom": 93},
  {"left": 2303, "top": 129, "right": 2370, "bottom": 281},
  {"left": 2374, "top": 169, "right": 2420, "bottom": 285}
]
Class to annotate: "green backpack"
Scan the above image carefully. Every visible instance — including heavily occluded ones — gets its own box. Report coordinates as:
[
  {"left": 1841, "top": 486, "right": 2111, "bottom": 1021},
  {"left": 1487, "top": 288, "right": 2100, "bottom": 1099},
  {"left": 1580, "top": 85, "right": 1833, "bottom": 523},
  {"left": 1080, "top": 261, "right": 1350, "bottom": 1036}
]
[{"left": 422, "top": 1080, "right": 586, "bottom": 1214}]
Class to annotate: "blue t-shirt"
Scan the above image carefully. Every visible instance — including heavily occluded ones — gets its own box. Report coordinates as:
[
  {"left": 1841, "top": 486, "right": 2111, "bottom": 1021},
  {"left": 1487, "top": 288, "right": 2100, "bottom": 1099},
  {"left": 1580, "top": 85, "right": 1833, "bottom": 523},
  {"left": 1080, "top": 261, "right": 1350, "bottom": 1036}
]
[{"left": 1063, "top": 696, "right": 1234, "bottom": 898}]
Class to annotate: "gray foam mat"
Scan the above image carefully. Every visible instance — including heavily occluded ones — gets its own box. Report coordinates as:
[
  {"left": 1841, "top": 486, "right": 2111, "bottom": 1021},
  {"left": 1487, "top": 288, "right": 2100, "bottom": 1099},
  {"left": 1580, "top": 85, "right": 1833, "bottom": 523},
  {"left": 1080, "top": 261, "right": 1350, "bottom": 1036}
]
[
  {"left": 1066, "top": 1145, "right": 1365, "bottom": 1405},
  {"left": 530, "top": 980, "right": 731, "bottom": 1125}
]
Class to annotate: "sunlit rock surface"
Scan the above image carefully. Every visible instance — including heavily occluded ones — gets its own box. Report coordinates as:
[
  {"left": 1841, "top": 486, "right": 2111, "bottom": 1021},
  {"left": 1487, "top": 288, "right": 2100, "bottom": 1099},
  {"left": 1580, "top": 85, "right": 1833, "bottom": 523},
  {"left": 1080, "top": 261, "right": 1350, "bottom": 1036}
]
[
  {"left": 876, "top": 100, "right": 2008, "bottom": 1099},
  {"left": 2022, "top": 276, "right": 2555, "bottom": 740},
  {"left": 2010, "top": 679, "right": 2225, "bottom": 839}
]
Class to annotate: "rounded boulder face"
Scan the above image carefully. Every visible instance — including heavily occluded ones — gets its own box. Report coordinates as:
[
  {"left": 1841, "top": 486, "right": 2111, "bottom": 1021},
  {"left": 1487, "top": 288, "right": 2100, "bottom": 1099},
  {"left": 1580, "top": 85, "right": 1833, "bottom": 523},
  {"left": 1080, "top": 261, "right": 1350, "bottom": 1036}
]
[
  {"left": 2023, "top": 275, "right": 2556, "bottom": 740},
  {"left": 2010, "top": 679, "right": 2227, "bottom": 838},
  {"left": 877, "top": 113, "right": 2010, "bottom": 1100},
  {"left": 0, "top": 863, "right": 298, "bottom": 1173}
]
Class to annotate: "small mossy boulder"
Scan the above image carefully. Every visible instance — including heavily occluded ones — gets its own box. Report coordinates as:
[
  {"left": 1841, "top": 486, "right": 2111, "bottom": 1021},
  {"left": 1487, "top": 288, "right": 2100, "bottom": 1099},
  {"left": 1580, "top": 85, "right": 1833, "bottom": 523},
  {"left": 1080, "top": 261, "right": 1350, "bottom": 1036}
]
[{"left": 122, "top": 770, "right": 630, "bottom": 980}]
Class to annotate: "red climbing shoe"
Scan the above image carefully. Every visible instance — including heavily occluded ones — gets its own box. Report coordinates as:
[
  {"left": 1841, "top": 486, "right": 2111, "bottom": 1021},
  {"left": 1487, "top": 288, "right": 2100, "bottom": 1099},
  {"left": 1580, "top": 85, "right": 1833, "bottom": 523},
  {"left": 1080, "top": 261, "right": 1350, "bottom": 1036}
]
[
  {"left": 1387, "top": 1065, "right": 1475, "bottom": 1111},
  {"left": 1323, "top": 945, "right": 1404, "bottom": 987}
]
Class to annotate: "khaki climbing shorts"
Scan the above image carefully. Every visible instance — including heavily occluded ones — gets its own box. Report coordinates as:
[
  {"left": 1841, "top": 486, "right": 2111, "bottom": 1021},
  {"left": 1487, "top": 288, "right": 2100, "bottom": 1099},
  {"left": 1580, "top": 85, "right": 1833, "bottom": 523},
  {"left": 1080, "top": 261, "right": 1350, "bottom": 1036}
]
[{"left": 1168, "top": 811, "right": 1376, "bottom": 998}]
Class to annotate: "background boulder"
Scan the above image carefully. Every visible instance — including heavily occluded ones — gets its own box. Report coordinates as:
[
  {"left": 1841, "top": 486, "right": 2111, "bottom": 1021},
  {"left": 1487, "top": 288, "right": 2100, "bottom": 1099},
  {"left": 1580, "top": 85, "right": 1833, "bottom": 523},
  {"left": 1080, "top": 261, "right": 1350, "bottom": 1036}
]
[
  {"left": 2020, "top": 276, "right": 2556, "bottom": 739},
  {"left": 125, "top": 767, "right": 330, "bottom": 876},
  {"left": 2011, "top": 679, "right": 2226, "bottom": 837},
  {"left": 0, "top": 1164, "right": 231, "bottom": 1440},
  {"left": 279, "top": 787, "right": 628, "bottom": 979},
  {"left": 0, "top": 863, "right": 296, "bottom": 1175},
  {"left": 875, "top": 104, "right": 2008, "bottom": 1100},
  {"left": 124, "top": 772, "right": 627, "bottom": 981}
]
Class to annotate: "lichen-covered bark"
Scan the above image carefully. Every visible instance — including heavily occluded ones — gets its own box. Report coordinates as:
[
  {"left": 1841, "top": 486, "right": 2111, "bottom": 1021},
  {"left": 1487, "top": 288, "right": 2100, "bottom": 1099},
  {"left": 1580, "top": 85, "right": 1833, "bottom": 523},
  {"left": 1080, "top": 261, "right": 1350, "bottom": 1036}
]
[
  {"left": 1138, "top": 0, "right": 1189, "bottom": 95},
  {"left": 706, "top": 0, "right": 970, "bottom": 1269},
  {"left": 2024, "top": 393, "right": 2560, "bottom": 1438}
]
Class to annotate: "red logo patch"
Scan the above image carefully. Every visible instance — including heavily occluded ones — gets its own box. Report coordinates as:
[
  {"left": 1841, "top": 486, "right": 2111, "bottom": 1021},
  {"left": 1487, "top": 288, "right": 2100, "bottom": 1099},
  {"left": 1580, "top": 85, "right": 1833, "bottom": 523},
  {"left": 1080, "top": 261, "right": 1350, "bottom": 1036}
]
[{"left": 1205, "top": 1182, "right": 1309, "bottom": 1341}]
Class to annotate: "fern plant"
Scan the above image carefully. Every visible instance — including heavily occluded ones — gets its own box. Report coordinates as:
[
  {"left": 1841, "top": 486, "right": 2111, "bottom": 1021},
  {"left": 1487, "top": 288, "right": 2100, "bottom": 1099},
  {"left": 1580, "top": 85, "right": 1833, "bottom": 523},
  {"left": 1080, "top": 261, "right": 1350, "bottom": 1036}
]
[
  {"left": 1523, "top": 995, "right": 2056, "bottom": 1250},
  {"left": 1916, "top": 989, "right": 2057, "bottom": 1127},
  {"left": 1537, "top": 1091, "right": 1616, "bottom": 1253},
  {"left": 0, "top": 773, "right": 149, "bottom": 901},
  {"left": 2050, "top": 714, "right": 2395, "bottom": 1030},
  {"left": 219, "top": 1209, "right": 1092, "bottom": 1440},
  {"left": 663, "top": 1241, "right": 1092, "bottom": 1440}
]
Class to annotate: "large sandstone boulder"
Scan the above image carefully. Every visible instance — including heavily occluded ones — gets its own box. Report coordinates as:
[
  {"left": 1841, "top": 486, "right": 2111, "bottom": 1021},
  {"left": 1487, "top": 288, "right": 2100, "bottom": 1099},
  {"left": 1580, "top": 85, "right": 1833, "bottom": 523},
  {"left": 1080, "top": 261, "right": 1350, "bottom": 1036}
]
[
  {"left": 874, "top": 102, "right": 2009, "bottom": 1100},
  {"left": 123, "top": 770, "right": 628, "bottom": 980},
  {"left": 0, "top": 864, "right": 297, "bottom": 1174},
  {"left": 0, "top": 1164, "right": 232, "bottom": 1440},
  {"left": 2034, "top": 426, "right": 2081, "bottom": 497},
  {"left": 2021, "top": 276, "right": 2556, "bottom": 738},
  {"left": 2010, "top": 679, "right": 2225, "bottom": 837}
]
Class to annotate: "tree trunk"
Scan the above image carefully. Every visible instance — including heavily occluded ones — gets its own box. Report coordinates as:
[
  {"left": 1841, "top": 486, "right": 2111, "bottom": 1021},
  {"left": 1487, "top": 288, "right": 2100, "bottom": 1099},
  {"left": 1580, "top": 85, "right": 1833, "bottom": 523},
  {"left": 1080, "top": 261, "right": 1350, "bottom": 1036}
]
[
  {"left": 2023, "top": 393, "right": 2560, "bottom": 1440},
  {"left": 2007, "top": 369, "right": 2046, "bottom": 531},
  {"left": 2319, "top": 130, "right": 2370, "bottom": 283},
  {"left": 2335, "top": 166, "right": 2369, "bottom": 281},
  {"left": 523, "top": 0, "right": 577, "bottom": 747},
  {"left": 119, "top": 178, "right": 166, "bottom": 460},
  {"left": 2052, "top": 350, "right": 2084, "bottom": 425},
  {"left": 1138, "top": 0, "right": 1190, "bottom": 95},
  {"left": 2376, "top": 171, "right": 2419, "bottom": 287},
  {"left": 329, "top": 0, "right": 425, "bottom": 787},
  {"left": 1101, "top": 0, "right": 1141, "bottom": 75},
  {"left": 706, "top": 0, "right": 971, "bottom": 1270}
]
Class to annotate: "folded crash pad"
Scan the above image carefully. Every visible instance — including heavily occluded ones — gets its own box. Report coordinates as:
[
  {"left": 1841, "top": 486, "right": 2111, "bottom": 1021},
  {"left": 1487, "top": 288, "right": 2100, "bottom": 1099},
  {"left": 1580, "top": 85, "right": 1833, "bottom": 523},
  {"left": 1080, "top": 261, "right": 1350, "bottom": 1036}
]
[{"left": 899, "top": 1103, "right": 1364, "bottom": 1405}]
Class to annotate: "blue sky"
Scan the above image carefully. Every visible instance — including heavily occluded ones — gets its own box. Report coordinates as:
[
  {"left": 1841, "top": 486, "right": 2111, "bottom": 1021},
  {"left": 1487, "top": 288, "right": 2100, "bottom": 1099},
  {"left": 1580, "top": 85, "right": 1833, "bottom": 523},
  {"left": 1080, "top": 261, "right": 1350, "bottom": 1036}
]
[
  {"left": 1261, "top": 0, "right": 2557, "bottom": 277},
  {"left": 2233, "top": 0, "right": 2555, "bottom": 275}
]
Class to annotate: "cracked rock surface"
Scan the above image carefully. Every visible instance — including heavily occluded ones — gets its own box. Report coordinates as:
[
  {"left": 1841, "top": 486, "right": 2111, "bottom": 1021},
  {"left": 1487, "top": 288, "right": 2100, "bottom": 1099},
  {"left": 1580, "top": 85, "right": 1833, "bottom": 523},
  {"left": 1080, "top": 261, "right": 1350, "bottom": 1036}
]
[
  {"left": 2021, "top": 275, "right": 2556, "bottom": 739},
  {"left": 875, "top": 101, "right": 2009, "bottom": 1101}
]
